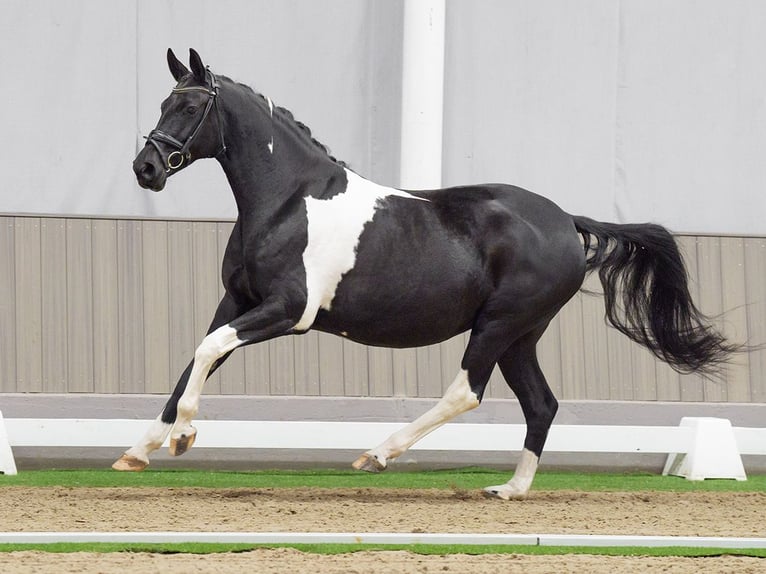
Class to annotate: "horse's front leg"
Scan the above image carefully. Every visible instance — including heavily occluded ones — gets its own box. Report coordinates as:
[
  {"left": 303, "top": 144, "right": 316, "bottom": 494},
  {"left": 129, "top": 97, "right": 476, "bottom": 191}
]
[
  {"left": 112, "top": 294, "right": 245, "bottom": 471},
  {"left": 168, "top": 297, "right": 297, "bottom": 454},
  {"left": 113, "top": 295, "right": 297, "bottom": 471}
]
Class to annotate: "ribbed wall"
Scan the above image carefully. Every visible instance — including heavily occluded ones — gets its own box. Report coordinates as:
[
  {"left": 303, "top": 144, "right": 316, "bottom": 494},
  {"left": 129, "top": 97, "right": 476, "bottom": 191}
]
[{"left": 1, "top": 215, "right": 764, "bottom": 403}]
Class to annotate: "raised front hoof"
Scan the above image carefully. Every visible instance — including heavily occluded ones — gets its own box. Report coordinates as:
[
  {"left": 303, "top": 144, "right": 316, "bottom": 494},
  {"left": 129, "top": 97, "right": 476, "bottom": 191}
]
[
  {"left": 482, "top": 484, "right": 528, "bottom": 501},
  {"left": 111, "top": 454, "right": 148, "bottom": 472},
  {"left": 169, "top": 428, "right": 197, "bottom": 457},
  {"left": 352, "top": 453, "right": 386, "bottom": 473}
]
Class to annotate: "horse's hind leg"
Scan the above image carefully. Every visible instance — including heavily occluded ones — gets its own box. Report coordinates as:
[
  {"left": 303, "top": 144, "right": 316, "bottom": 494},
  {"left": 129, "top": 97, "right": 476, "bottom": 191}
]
[
  {"left": 352, "top": 368, "right": 481, "bottom": 472},
  {"left": 483, "top": 325, "right": 558, "bottom": 500},
  {"left": 353, "top": 315, "right": 508, "bottom": 473}
]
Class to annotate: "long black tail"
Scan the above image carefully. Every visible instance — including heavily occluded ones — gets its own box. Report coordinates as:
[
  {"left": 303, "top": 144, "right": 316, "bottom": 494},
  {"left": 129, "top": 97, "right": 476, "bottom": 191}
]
[{"left": 572, "top": 215, "right": 738, "bottom": 376}]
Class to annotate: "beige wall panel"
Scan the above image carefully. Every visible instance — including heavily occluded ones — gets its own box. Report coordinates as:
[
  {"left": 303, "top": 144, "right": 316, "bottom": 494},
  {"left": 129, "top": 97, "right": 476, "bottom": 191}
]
[
  {"left": 343, "top": 339, "right": 369, "bottom": 396},
  {"left": 40, "top": 218, "right": 68, "bottom": 393},
  {"left": 580, "top": 274, "right": 612, "bottom": 400},
  {"left": 142, "top": 221, "right": 170, "bottom": 393},
  {"left": 558, "top": 295, "right": 587, "bottom": 400},
  {"left": 294, "top": 331, "right": 321, "bottom": 396},
  {"left": 631, "top": 345, "right": 659, "bottom": 401},
  {"left": 269, "top": 338, "right": 295, "bottom": 395},
  {"left": 15, "top": 218, "right": 43, "bottom": 392},
  {"left": 368, "top": 347, "right": 394, "bottom": 397},
  {"left": 244, "top": 344, "right": 271, "bottom": 395},
  {"left": 167, "top": 221, "right": 196, "bottom": 392},
  {"left": 91, "top": 220, "right": 119, "bottom": 394},
  {"left": 655, "top": 360, "right": 682, "bottom": 402},
  {"left": 719, "top": 237, "right": 751, "bottom": 402},
  {"left": 5, "top": 217, "right": 766, "bottom": 404},
  {"left": 744, "top": 238, "right": 766, "bottom": 403},
  {"left": 0, "top": 218, "right": 17, "bottom": 392},
  {"left": 316, "top": 332, "right": 345, "bottom": 396},
  {"left": 116, "top": 220, "right": 145, "bottom": 393},
  {"left": 416, "top": 344, "right": 443, "bottom": 398},
  {"left": 392, "top": 347, "right": 418, "bottom": 398},
  {"left": 66, "top": 220, "right": 94, "bottom": 392}
]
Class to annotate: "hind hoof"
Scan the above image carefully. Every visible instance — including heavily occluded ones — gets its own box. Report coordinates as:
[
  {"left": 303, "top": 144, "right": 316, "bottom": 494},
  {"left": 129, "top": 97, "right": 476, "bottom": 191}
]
[
  {"left": 169, "top": 428, "right": 197, "bottom": 457},
  {"left": 482, "top": 484, "right": 528, "bottom": 501},
  {"left": 112, "top": 454, "right": 148, "bottom": 472},
  {"left": 352, "top": 452, "right": 386, "bottom": 473}
]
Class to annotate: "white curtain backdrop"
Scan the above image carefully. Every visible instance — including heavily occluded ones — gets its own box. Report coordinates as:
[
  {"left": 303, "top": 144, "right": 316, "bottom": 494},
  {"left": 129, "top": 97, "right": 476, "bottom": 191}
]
[
  {"left": 2, "top": 0, "right": 765, "bottom": 234},
  {"left": 0, "top": 0, "right": 402, "bottom": 220},
  {"left": 444, "top": 0, "right": 766, "bottom": 235}
]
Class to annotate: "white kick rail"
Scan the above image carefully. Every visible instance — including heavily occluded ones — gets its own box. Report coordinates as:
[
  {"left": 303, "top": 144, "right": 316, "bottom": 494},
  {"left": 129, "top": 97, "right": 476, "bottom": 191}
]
[{"left": 2, "top": 414, "right": 763, "bottom": 480}]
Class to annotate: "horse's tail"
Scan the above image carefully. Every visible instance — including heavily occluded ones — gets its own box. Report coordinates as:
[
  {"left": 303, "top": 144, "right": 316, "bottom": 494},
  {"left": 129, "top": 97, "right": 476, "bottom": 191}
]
[{"left": 572, "top": 215, "right": 738, "bottom": 376}]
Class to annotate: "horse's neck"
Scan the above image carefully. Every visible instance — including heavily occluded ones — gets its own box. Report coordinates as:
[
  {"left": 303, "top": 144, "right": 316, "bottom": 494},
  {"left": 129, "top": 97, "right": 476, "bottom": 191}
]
[{"left": 217, "top": 108, "right": 339, "bottom": 222}]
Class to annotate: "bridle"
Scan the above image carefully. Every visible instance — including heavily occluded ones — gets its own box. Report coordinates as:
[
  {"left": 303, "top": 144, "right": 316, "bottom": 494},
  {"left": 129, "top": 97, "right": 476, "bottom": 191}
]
[{"left": 145, "top": 68, "right": 227, "bottom": 172}]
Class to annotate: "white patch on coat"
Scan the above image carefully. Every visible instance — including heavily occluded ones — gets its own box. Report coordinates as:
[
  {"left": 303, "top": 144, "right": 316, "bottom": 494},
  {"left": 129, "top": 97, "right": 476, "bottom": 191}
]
[
  {"left": 294, "top": 169, "right": 428, "bottom": 331},
  {"left": 264, "top": 96, "right": 274, "bottom": 153}
]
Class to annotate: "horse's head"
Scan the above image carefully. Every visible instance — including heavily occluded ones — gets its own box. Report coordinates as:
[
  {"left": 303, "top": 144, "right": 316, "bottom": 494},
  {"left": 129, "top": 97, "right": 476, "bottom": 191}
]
[{"left": 133, "top": 49, "right": 226, "bottom": 191}]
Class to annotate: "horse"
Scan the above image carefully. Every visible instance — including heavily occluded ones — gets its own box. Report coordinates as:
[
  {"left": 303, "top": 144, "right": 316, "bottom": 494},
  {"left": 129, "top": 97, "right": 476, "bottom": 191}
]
[{"left": 115, "top": 48, "right": 737, "bottom": 499}]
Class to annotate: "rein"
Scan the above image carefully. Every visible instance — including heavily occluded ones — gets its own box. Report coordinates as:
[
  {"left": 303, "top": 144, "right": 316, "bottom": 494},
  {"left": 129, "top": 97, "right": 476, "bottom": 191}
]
[{"left": 145, "top": 68, "right": 227, "bottom": 172}]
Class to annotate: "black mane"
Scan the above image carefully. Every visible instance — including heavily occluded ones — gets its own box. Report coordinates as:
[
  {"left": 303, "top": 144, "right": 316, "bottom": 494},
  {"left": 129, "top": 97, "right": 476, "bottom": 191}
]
[
  {"left": 221, "top": 75, "right": 347, "bottom": 168},
  {"left": 273, "top": 105, "right": 348, "bottom": 168}
]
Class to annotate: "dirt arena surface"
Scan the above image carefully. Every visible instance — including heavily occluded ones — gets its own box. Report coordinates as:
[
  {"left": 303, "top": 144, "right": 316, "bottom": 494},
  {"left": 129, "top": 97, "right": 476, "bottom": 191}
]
[
  {"left": 0, "top": 486, "right": 764, "bottom": 573},
  {"left": 1, "top": 548, "right": 764, "bottom": 574}
]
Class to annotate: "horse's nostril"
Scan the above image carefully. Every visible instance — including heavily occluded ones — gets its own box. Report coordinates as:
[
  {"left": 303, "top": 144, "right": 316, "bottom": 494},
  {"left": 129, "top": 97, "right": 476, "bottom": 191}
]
[
  {"left": 139, "top": 163, "right": 155, "bottom": 179},
  {"left": 135, "top": 162, "right": 158, "bottom": 186}
]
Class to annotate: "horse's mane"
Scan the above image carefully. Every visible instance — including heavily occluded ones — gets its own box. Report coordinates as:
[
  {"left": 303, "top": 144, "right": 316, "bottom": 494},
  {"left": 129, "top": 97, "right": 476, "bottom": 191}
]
[
  {"left": 221, "top": 75, "right": 347, "bottom": 168},
  {"left": 273, "top": 105, "right": 348, "bottom": 168}
]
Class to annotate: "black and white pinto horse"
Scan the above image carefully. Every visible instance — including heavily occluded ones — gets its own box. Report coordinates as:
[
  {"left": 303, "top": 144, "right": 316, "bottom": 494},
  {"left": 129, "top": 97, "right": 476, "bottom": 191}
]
[{"left": 116, "top": 49, "right": 736, "bottom": 499}]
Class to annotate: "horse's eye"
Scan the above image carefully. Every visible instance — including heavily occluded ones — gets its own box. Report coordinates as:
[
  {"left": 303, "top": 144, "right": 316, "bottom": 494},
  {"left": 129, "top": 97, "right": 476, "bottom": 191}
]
[{"left": 186, "top": 105, "right": 198, "bottom": 115}]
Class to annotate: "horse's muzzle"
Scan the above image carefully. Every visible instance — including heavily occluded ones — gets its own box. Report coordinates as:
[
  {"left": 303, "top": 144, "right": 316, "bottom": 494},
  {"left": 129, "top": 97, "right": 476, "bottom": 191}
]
[{"left": 133, "top": 147, "right": 167, "bottom": 192}]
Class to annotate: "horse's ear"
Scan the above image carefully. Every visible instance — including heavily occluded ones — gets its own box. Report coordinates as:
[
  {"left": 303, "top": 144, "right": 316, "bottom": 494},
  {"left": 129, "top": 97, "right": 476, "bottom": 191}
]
[
  {"left": 189, "top": 48, "right": 206, "bottom": 82},
  {"left": 167, "top": 48, "right": 189, "bottom": 82}
]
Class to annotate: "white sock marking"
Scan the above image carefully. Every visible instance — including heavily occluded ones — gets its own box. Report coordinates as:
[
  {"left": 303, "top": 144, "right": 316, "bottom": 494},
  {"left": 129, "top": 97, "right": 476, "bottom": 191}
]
[
  {"left": 124, "top": 417, "right": 173, "bottom": 463},
  {"left": 295, "top": 169, "right": 428, "bottom": 331},
  {"left": 484, "top": 448, "right": 540, "bottom": 500},
  {"left": 364, "top": 369, "right": 479, "bottom": 467},
  {"left": 174, "top": 325, "right": 244, "bottom": 434}
]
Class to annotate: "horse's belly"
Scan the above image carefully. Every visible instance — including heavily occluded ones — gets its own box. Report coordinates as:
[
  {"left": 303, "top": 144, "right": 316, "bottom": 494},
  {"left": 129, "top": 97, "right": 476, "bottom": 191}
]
[
  {"left": 312, "top": 304, "right": 474, "bottom": 348},
  {"left": 311, "top": 262, "right": 485, "bottom": 348}
]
